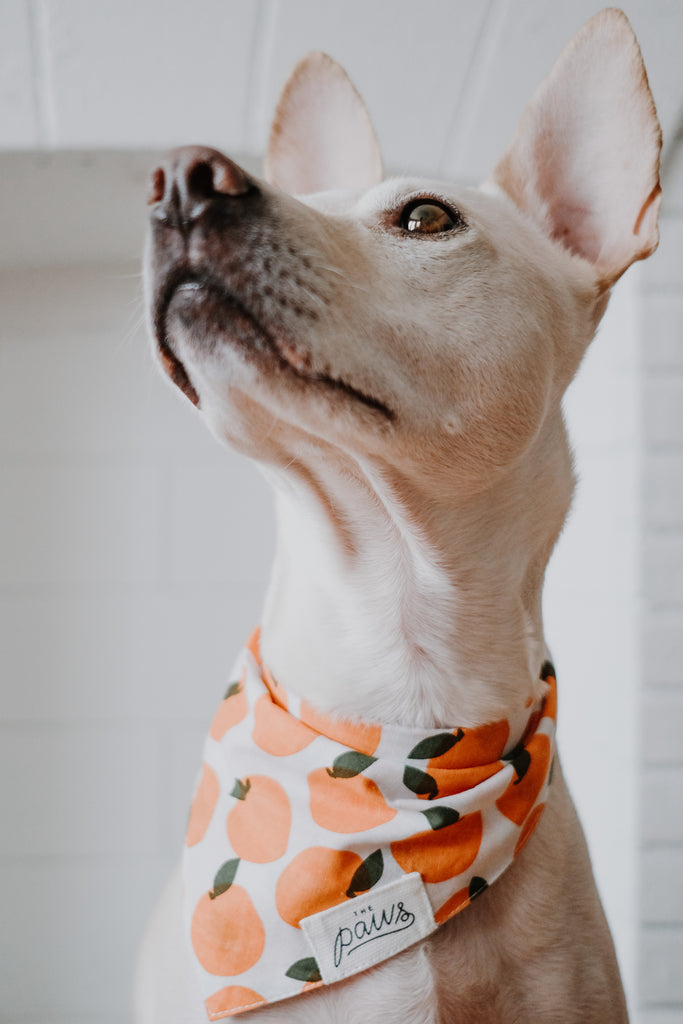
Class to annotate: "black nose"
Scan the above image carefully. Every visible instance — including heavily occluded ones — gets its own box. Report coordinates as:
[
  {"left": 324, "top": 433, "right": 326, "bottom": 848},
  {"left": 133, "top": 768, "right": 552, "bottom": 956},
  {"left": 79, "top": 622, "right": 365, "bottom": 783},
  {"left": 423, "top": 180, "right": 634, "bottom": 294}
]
[{"left": 147, "top": 146, "right": 255, "bottom": 227}]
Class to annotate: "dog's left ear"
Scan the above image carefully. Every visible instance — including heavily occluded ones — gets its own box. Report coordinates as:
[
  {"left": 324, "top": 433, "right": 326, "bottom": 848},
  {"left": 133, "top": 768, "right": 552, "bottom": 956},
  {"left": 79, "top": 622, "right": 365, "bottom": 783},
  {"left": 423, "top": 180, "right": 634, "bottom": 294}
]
[
  {"left": 491, "top": 8, "right": 662, "bottom": 288},
  {"left": 265, "top": 51, "right": 383, "bottom": 194}
]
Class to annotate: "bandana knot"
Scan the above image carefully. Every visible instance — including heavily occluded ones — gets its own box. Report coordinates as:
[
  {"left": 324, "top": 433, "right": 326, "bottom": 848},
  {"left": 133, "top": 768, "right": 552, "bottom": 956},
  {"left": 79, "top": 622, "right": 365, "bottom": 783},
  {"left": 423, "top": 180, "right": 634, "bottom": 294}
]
[{"left": 184, "top": 629, "right": 557, "bottom": 1020}]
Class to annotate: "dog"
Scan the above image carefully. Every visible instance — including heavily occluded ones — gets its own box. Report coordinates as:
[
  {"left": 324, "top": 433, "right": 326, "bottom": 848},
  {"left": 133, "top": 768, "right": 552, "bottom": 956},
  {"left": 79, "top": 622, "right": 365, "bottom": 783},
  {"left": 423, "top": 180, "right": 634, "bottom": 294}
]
[{"left": 137, "top": 8, "right": 662, "bottom": 1023}]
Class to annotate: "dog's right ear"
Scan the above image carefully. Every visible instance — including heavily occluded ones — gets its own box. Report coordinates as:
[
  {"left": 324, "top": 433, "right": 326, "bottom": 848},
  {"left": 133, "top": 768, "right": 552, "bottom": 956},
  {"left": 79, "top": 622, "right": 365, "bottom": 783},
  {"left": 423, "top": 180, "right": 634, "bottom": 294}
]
[
  {"left": 490, "top": 8, "right": 662, "bottom": 289},
  {"left": 265, "top": 52, "right": 383, "bottom": 195}
]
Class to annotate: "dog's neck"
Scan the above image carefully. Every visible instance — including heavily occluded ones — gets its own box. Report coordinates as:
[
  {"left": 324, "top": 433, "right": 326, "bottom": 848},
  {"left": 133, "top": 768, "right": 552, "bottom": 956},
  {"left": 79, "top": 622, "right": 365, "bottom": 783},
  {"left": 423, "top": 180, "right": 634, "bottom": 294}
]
[{"left": 259, "top": 411, "right": 573, "bottom": 731}]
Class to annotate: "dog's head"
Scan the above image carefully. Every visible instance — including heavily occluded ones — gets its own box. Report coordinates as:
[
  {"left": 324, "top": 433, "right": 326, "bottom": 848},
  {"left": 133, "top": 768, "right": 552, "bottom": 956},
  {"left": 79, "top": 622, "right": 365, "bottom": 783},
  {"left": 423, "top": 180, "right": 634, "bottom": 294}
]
[{"left": 145, "top": 9, "right": 660, "bottom": 499}]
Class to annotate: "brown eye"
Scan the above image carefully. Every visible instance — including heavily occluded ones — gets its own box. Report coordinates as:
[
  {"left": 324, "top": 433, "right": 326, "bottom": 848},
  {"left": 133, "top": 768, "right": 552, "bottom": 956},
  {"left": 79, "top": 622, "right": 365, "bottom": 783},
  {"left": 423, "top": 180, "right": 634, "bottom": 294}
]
[{"left": 400, "top": 199, "right": 461, "bottom": 234}]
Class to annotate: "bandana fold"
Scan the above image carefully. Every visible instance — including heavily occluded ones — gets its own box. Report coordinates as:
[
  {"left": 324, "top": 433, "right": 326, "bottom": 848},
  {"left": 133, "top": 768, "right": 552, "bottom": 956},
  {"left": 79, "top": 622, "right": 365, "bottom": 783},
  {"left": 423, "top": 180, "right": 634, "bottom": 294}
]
[{"left": 184, "top": 629, "right": 557, "bottom": 1020}]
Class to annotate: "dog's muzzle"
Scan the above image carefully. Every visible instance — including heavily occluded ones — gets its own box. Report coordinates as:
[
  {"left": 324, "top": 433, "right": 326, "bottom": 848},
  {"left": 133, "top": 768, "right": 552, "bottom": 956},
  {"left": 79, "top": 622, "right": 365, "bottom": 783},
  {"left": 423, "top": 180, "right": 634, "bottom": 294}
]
[
  {"left": 146, "top": 147, "right": 263, "bottom": 407},
  {"left": 146, "top": 147, "right": 395, "bottom": 421}
]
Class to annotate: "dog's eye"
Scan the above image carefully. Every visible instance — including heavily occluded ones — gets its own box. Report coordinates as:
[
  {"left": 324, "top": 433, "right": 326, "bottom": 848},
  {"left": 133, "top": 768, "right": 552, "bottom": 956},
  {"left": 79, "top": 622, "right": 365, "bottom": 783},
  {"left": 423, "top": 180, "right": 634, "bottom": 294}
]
[{"left": 400, "top": 199, "right": 461, "bottom": 234}]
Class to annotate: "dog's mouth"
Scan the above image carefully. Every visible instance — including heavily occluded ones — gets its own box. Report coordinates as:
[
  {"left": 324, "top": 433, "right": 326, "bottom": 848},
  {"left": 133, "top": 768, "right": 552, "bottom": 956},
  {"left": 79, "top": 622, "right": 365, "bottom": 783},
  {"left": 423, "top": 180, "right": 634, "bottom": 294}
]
[
  {"left": 154, "top": 270, "right": 394, "bottom": 420},
  {"left": 156, "top": 281, "right": 201, "bottom": 405}
]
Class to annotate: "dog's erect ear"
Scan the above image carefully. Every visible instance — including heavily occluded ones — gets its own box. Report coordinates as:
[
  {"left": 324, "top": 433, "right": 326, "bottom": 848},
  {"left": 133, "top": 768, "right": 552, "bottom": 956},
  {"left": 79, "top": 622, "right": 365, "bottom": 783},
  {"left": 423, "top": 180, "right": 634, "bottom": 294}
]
[
  {"left": 265, "top": 51, "right": 383, "bottom": 194},
  {"left": 491, "top": 8, "right": 661, "bottom": 288}
]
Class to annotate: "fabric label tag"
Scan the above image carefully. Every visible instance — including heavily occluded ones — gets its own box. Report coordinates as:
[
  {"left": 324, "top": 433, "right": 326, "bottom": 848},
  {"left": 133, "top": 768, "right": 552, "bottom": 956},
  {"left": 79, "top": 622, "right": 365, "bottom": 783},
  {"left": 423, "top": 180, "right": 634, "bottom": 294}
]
[{"left": 300, "top": 872, "right": 437, "bottom": 983}]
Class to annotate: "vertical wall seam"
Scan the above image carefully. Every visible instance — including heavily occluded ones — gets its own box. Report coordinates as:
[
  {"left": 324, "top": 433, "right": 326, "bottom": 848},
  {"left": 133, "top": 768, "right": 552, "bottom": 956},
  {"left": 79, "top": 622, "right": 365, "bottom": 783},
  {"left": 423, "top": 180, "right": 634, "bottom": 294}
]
[
  {"left": 26, "top": 0, "right": 56, "bottom": 148},
  {"left": 25, "top": 0, "right": 45, "bottom": 146},
  {"left": 436, "top": 0, "right": 507, "bottom": 177},
  {"left": 243, "top": 0, "right": 279, "bottom": 157}
]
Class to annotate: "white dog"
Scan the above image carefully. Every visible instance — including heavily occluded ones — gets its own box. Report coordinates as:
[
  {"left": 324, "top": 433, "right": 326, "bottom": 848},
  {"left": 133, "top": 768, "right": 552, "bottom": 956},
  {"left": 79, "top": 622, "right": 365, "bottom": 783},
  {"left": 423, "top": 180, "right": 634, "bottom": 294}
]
[{"left": 137, "top": 9, "right": 661, "bottom": 1023}]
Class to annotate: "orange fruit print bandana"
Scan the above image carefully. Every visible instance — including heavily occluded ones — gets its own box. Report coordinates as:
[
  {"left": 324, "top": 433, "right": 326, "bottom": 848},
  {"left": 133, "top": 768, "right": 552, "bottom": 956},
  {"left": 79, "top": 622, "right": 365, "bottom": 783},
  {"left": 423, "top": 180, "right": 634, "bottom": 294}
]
[{"left": 184, "top": 629, "right": 557, "bottom": 1020}]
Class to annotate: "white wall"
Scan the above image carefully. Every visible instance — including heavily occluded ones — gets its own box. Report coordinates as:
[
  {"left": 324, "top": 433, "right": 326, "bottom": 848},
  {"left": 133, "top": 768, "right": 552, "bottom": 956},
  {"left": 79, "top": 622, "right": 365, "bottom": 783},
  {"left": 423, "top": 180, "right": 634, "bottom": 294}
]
[
  {"left": 545, "top": 275, "right": 641, "bottom": 1009},
  {"left": 1, "top": 1, "right": 681, "bottom": 176},
  {"left": 0, "top": 265, "right": 275, "bottom": 1023},
  {"left": 637, "top": 133, "right": 683, "bottom": 1024}
]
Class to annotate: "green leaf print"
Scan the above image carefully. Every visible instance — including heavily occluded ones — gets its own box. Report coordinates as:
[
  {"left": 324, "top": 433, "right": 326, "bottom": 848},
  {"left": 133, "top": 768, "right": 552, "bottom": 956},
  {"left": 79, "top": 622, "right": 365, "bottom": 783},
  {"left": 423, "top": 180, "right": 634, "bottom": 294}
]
[
  {"left": 504, "top": 747, "right": 531, "bottom": 784},
  {"left": 210, "top": 858, "right": 240, "bottom": 899},
  {"left": 231, "top": 777, "right": 251, "bottom": 800},
  {"left": 403, "top": 765, "right": 439, "bottom": 800},
  {"left": 407, "top": 730, "right": 464, "bottom": 760},
  {"left": 327, "top": 751, "right": 377, "bottom": 779},
  {"left": 346, "top": 849, "right": 384, "bottom": 897},
  {"left": 422, "top": 806, "right": 460, "bottom": 830},
  {"left": 285, "top": 957, "right": 322, "bottom": 983}
]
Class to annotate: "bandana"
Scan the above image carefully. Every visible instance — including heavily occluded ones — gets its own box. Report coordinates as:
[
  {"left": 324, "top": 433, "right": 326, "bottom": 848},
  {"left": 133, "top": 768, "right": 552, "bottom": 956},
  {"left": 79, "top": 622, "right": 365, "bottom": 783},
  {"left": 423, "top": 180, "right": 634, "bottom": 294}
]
[{"left": 184, "top": 630, "right": 557, "bottom": 1020}]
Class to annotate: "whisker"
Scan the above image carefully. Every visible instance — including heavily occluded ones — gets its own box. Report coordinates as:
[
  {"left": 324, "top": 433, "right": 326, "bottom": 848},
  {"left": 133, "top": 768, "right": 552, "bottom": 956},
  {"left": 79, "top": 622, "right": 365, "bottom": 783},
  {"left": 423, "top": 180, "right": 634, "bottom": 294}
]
[{"left": 319, "top": 264, "right": 371, "bottom": 293}]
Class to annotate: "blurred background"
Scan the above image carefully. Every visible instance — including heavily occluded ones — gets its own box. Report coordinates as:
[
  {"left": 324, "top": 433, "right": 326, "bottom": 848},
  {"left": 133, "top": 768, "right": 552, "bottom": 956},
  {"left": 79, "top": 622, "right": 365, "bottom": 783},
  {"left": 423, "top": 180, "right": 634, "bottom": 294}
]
[{"left": 0, "top": 2, "right": 682, "bottom": 1022}]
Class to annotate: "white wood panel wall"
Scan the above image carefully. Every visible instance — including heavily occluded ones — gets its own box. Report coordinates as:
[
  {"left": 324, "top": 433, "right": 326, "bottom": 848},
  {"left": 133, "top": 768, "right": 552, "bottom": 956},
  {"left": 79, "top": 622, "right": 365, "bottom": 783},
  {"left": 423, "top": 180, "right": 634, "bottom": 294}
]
[
  {"left": 638, "top": 128, "right": 683, "bottom": 1024},
  {"left": 1, "top": 1, "right": 681, "bottom": 170}
]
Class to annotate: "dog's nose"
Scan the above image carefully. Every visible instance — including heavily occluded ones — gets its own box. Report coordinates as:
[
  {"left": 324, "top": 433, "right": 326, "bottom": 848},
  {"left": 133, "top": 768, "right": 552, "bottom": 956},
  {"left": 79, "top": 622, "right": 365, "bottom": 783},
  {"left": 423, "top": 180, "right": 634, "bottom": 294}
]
[{"left": 147, "top": 146, "right": 254, "bottom": 227}]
